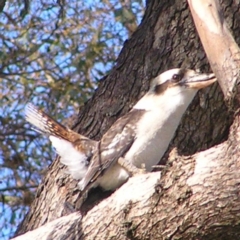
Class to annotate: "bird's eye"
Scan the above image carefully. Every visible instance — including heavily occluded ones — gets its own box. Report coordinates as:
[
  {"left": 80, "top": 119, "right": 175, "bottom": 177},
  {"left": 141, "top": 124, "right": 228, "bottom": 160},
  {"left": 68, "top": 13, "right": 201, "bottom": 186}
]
[{"left": 172, "top": 74, "right": 182, "bottom": 82}]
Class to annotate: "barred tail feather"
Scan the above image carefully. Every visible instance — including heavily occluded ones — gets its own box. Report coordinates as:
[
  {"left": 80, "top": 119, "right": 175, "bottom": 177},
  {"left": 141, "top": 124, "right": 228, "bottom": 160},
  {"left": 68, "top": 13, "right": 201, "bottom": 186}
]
[
  {"left": 25, "top": 103, "right": 68, "bottom": 139},
  {"left": 25, "top": 103, "right": 93, "bottom": 180}
]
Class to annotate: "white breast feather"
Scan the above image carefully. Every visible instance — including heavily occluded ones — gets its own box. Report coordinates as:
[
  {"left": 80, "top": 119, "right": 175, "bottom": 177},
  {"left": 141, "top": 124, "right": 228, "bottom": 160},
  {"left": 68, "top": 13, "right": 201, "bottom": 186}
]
[{"left": 126, "top": 87, "right": 197, "bottom": 171}]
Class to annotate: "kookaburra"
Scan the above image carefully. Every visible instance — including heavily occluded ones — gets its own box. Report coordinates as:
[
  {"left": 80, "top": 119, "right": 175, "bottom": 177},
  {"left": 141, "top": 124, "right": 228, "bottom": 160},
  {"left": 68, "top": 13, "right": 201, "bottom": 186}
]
[{"left": 25, "top": 68, "right": 216, "bottom": 194}]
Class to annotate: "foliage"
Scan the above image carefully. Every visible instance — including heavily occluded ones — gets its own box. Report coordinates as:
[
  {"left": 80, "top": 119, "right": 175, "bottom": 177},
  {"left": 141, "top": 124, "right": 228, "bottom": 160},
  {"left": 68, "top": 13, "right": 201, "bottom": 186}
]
[{"left": 0, "top": 0, "right": 145, "bottom": 238}]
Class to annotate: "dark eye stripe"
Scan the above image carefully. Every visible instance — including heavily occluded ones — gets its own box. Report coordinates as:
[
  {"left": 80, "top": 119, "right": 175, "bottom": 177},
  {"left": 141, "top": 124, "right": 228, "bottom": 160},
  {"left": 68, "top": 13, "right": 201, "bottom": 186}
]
[
  {"left": 153, "top": 69, "right": 188, "bottom": 95},
  {"left": 154, "top": 80, "right": 169, "bottom": 95}
]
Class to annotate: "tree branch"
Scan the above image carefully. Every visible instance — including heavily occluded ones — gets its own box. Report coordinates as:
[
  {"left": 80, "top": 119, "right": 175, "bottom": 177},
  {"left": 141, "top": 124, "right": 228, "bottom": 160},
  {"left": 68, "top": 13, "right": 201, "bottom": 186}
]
[
  {"left": 188, "top": 0, "right": 240, "bottom": 103},
  {"left": 13, "top": 131, "right": 240, "bottom": 239}
]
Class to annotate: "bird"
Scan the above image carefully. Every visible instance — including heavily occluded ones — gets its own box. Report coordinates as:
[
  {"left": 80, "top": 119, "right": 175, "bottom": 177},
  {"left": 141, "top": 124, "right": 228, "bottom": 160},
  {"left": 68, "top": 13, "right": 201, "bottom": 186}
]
[{"left": 25, "top": 68, "right": 216, "bottom": 194}]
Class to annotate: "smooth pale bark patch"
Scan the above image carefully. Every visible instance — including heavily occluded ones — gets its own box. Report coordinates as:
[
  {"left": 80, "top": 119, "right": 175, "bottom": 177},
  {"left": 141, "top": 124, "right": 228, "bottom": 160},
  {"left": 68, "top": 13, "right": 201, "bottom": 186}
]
[
  {"left": 188, "top": 0, "right": 240, "bottom": 101},
  {"left": 13, "top": 213, "right": 81, "bottom": 240}
]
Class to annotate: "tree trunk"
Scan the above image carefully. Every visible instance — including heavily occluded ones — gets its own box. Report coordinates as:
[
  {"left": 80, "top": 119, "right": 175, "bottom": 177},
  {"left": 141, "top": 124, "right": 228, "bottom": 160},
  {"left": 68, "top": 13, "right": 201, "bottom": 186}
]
[{"left": 15, "top": 0, "right": 240, "bottom": 239}]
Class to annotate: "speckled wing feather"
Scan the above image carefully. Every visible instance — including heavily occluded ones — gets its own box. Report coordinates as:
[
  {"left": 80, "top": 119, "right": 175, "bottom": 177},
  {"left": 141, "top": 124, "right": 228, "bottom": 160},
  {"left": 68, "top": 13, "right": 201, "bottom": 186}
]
[{"left": 79, "top": 109, "right": 146, "bottom": 191}]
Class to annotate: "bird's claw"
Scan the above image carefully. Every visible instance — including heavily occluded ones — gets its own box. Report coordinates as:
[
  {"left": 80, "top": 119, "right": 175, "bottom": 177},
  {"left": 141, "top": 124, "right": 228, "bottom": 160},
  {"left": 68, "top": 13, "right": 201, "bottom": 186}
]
[{"left": 118, "top": 157, "right": 146, "bottom": 176}]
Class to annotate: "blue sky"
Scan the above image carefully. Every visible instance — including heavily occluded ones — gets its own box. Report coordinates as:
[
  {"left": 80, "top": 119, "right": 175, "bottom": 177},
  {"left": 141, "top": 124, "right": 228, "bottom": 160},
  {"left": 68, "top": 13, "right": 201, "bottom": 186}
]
[{"left": 0, "top": 1, "right": 145, "bottom": 239}]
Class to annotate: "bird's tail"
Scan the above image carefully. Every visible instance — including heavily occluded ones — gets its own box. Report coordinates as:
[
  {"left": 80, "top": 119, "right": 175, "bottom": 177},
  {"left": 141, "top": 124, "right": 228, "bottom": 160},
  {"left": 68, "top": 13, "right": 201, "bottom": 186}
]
[
  {"left": 25, "top": 103, "right": 70, "bottom": 140},
  {"left": 25, "top": 103, "right": 98, "bottom": 181}
]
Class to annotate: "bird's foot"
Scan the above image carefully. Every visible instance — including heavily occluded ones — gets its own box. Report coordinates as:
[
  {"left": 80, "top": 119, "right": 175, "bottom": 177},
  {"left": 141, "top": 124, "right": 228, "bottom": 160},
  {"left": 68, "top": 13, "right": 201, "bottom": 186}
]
[
  {"left": 118, "top": 157, "right": 146, "bottom": 176},
  {"left": 151, "top": 164, "right": 165, "bottom": 171}
]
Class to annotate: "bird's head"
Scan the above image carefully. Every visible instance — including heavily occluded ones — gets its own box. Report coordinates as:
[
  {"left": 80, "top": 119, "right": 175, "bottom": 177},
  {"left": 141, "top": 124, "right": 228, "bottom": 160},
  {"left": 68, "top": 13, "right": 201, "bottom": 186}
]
[
  {"left": 134, "top": 68, "right": 216, "bottom": 110},
  {"left": 149, "top": 68, "right": 216, "bottom": 93}
]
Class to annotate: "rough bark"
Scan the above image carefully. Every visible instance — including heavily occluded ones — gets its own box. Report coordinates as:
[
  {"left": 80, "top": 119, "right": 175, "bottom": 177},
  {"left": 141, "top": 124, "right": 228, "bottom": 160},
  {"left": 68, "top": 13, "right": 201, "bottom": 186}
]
[{"left": 16, "top": 0, "right": 240, "bottom": 239}]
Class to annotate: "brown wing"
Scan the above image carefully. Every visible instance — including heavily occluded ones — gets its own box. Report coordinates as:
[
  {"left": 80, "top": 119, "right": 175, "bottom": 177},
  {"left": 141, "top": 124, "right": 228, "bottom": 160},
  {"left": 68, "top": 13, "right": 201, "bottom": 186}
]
[{"left": 79, "top": 109, "right": 146, "bottom": 191}]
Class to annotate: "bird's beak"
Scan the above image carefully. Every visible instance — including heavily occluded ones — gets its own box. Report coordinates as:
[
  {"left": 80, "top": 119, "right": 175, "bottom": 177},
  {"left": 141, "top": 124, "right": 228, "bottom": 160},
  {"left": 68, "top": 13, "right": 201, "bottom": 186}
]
[{"left": 183, "top": 73, "right": 216, "bottom": 89}]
